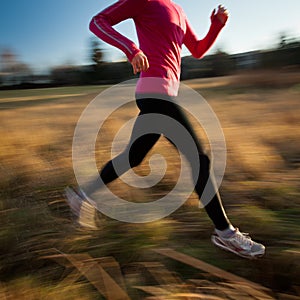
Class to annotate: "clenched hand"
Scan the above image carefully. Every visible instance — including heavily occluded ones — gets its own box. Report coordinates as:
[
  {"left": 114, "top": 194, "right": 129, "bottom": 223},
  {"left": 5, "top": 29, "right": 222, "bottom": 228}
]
[
  {"left": 211, "top": 5, "right": 229, "bottom": 25},
  {"left": 131, "top": 51, "right": 149, "bottom": 74}
]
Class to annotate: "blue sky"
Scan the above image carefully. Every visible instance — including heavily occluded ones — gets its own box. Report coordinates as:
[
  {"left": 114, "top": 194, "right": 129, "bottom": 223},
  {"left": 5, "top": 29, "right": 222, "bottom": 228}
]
[{"left": 1, "top": 0, "right": 300, "bottom": 72}]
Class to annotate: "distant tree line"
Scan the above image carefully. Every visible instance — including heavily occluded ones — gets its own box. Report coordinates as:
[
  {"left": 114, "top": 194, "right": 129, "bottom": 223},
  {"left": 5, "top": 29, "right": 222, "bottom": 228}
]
[
  {"left": 181, "top": 35, "right": 300, "bottom": 80},
  {"left": 1, "top": 34, "right": 299, "bottom": 89}
]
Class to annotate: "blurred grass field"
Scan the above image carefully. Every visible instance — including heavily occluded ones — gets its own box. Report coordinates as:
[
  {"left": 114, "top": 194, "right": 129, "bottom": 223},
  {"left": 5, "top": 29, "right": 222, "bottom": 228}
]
[{"left": 0, "top": 71, "right": 300, "bottom": 299}]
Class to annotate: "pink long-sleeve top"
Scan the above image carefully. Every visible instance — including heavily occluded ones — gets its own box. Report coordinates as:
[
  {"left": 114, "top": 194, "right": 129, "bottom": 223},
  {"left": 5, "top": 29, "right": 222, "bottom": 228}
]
[{"left": 89, "top": 0, "right": 225, "bottom": 96}]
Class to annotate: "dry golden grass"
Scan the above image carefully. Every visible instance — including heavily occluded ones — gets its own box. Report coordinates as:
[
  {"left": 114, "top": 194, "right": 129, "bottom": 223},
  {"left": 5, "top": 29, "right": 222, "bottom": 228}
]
[{"left": 0, "top": 72, "right": 300, "bottom": 298}]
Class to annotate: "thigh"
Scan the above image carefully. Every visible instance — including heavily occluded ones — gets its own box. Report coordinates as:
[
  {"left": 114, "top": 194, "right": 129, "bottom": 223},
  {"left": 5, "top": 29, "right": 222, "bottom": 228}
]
[
  {"left": 127, "top": 111, "right": 161, "bottom": 159},
  {"left": 163, "top": 100, "right": 206, "bottom": 155},
  {"left": 137, "top": 97, "right": 205, "bottom": 154}
]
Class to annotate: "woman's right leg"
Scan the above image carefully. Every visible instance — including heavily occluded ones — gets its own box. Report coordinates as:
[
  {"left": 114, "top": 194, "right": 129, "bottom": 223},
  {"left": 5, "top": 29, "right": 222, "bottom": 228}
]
[{"left": 150, "top": 98, "right": 231, "bottom": 231}]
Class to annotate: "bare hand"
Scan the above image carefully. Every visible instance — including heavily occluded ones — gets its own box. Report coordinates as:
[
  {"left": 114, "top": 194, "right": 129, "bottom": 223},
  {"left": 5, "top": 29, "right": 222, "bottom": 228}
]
[
  {"left": 211, "top": 5, "right": 229, "bottom": 25},
  {"left": 131, "top": 52, "right": 149, "bottom": 74}
]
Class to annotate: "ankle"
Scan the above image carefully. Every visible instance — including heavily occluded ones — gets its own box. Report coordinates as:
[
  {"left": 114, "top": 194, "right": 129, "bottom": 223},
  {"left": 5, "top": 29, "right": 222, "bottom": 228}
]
[{"left": 215, "top": 224, "right": 235, "bottom": 238}]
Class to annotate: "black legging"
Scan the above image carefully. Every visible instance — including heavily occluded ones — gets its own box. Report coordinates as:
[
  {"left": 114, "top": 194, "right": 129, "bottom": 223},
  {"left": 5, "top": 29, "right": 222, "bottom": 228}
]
[{"left": 98, "top": 97, "right": 230, "bottom": 230}]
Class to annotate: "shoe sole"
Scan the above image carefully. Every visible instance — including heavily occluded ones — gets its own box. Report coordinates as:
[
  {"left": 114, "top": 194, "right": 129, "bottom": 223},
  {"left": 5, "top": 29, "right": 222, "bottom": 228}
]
[
  {"left": 65, "top": 186, "right": 84, "bottom": 217},
  {"left": 65, "top": 186, "right": 98, "bottom": 229},
  {"left": 211, "top": 235, "right": 265, "bottom": 259}
]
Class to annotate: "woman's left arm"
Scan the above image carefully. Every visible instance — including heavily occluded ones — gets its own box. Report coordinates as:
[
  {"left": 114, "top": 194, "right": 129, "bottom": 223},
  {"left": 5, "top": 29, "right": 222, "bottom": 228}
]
[{"left": 183, "top": 5, "right": 229, "bottom": 59}]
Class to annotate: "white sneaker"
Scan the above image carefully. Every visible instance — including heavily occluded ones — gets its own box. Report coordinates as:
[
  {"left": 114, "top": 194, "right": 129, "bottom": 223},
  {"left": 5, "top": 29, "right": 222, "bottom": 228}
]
[
  {"left": 211, "top": 228, "right": 265, "bottom": 259},
  {"left": 65, "top": 186, "right": 98, "bottom": 229}
]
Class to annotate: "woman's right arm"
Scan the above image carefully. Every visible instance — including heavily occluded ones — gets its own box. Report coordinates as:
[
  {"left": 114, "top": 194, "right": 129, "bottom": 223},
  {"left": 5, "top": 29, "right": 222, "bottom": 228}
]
[{"left": 89, "top": 0, "right": 147, "bottom": 62}]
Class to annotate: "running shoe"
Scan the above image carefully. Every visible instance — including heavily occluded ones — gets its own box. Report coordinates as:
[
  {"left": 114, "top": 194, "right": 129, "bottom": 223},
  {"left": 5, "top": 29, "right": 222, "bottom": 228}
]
[
  {"left": 65, "top": 186, "right": 98, "bottom": 229},
  {"left": 211, "top": 228, "right": 265, "bottom": 259}
]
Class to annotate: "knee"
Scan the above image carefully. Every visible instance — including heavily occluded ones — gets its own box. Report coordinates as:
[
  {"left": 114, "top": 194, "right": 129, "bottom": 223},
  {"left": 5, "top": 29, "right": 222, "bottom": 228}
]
[
  {"left": 129, "top": 152, "right": 144, "bottom": 168},
  {"left": 199, "top": 154, "right": 211, "bottom": 173},
  {"left": 200, "top": 153, "right": 210, "bottom": 163}
]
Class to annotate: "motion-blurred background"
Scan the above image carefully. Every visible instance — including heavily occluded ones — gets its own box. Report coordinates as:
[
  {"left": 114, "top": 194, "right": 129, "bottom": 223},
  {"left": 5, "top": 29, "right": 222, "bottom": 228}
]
[{"left": 0, "top": 1, "right": 299, "bottom": 299}]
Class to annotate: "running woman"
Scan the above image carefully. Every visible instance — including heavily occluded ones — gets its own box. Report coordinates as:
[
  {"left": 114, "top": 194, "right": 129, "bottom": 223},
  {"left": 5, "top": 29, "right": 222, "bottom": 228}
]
[{"left": 68, "top": 0, "right": 265, "bottom": 259}]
